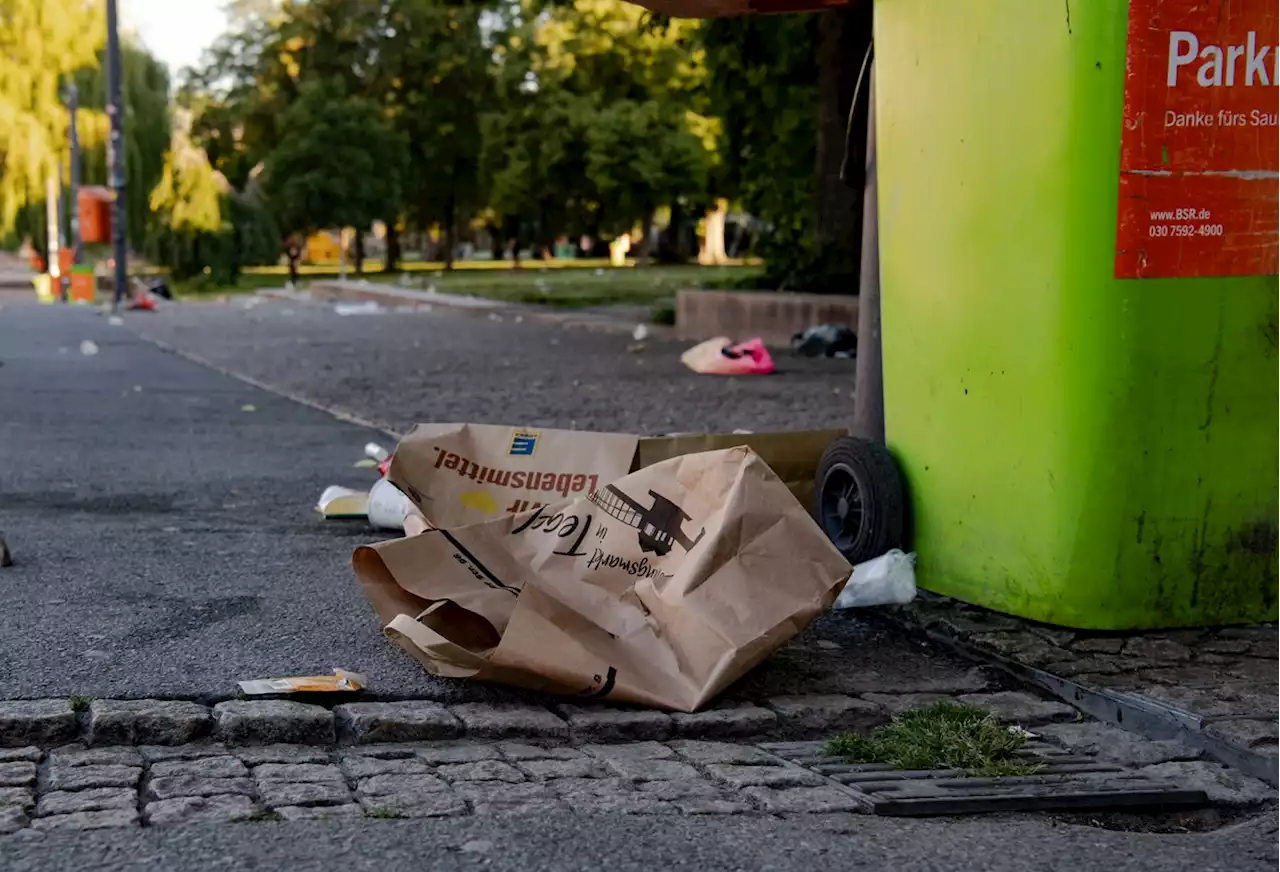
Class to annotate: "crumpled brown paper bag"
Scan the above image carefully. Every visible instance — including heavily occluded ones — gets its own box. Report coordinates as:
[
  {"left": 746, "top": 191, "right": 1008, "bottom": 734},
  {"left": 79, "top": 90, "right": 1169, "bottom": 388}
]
[
  {"left": 354, "top": 446, "right": 852, "bottom": 712},
  {"left": 385, "top": 422, "right": 844, "bottom": 529}
]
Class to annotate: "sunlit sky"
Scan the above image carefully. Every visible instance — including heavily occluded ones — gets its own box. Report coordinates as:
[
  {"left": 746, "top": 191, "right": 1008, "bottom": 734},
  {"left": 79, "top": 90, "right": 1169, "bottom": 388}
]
[{"left": 121, "top": 0, "right": 227, "bottom": 77}]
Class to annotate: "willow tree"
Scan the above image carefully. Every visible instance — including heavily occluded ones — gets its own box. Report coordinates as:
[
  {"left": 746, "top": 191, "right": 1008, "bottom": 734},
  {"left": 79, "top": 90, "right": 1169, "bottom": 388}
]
[
  {"left": 0, "top": 0, "right": 105, "bottom": 247},
  {"left": 74, "top": 41, "right": 172, "bottom": 252}
]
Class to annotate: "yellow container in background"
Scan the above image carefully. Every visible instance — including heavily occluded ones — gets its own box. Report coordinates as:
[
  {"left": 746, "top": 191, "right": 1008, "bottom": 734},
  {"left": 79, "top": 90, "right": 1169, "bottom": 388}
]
[{"left": 32, "top": 274, "right": 54, "bottom": 304}]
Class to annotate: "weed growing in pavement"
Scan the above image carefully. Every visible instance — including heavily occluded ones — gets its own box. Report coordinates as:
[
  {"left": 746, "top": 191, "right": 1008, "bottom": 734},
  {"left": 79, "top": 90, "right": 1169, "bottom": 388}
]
[
  {"left": 69, "top": 695, "right": 92, "bottom": 713},
  {"left": 366, "top": 807, "right": 405, "bottom": 820},
  {"left": 826, "top": 701, "right": 1041, "bottom": 778},
  {"left": 245, "top": 810, "right": 281, "bottom": 823}
]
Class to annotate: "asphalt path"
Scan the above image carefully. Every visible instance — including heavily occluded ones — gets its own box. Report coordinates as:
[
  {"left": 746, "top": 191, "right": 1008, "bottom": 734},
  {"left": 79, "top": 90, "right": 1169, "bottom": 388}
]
[
  {"left": 0, "top": 301, "right": 971, "bottom": 701},
  {"left": 0, "top": 303, "right": 458, "bottom": 699}
]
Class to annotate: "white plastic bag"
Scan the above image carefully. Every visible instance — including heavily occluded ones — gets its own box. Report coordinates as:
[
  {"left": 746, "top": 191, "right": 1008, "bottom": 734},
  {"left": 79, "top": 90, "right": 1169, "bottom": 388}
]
[{"left": 833, "top": 549, "right": 917, "bottom": 609}]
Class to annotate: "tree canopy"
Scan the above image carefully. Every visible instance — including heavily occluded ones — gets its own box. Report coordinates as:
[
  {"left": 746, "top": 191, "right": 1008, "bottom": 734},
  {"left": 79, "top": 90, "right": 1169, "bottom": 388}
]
[
  {"left": 259, "top": 77, "right": 407, "bottom": 240},
  {"left": 5, "top": 0, "right": 869, "bottom": 292}
]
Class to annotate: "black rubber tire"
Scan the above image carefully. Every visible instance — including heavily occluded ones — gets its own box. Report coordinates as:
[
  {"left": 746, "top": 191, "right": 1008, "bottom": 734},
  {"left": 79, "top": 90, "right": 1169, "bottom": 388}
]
[{"left": 813, "top": 435, "right": 905, "bottom": 564}]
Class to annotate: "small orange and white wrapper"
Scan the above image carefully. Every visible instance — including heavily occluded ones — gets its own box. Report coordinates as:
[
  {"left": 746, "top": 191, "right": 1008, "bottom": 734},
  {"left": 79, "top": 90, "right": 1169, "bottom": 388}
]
[{"left": 238, "top": 668, "right": 367, "bottom": 695}]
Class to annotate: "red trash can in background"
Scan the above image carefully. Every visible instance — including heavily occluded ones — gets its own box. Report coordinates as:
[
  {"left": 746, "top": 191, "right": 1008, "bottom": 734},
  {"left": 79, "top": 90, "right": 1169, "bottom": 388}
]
[{"left": 77, "top": 187, "right": 112, "bottom": 244}]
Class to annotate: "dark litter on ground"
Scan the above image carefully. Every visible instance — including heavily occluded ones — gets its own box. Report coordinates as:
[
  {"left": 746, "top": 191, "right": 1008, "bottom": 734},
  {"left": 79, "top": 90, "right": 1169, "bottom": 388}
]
[{"left": 792, "top": 324, "right": 857, "bottom": 358}]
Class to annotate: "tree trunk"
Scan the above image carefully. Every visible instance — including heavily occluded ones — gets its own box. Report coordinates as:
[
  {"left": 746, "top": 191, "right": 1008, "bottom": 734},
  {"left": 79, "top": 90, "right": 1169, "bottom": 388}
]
[
  {"left": 813, "top": 5, "right": 871, "bottom": 274},
  {"left": 665, "top": 201, "right": 689, "bottom": 263},
  {"left": 288, "top": 252, "right": 299, "bottom": 286},
  {"left": 488, "top": 223, "right": 504, "bottom": 260},
  {"left": 699, "top": 200, "right": 728, "bottom": 265},
  {"left": 354, "top": 232, "right": 365, "bottom": 275},
  {"left": 384, "top": 225, "right": 400, "bottom": 272},
  {"left": 637, "top": 207, "right": 655, "bottom": 268},
  {"left": 443, "top": 196, "right": 456, "bottom": 271}
]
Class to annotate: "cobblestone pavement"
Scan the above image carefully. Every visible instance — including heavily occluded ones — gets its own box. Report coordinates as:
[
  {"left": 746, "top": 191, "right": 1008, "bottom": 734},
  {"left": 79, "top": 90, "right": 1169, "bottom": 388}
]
[
  {"left": 899, "top": 597, "right": 1279, "bottom": 784},
  {"left": 127, "top": 296, "right": 856, "bottom": 436},
  {"left": 0, "top": 704, "right": 1272, "bottom": 836}
]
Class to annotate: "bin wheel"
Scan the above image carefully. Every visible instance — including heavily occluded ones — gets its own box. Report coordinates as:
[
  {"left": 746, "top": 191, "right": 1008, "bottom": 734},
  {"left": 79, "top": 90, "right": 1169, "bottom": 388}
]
[{"left": 814, "top": 435, "right": 905, "bottom": 564}]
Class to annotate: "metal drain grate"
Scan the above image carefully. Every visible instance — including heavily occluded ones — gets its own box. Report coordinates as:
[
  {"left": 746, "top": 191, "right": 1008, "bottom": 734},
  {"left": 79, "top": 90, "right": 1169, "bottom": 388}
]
[{"left": 762, "top": 741, "right": 1210, "bottom": 817}]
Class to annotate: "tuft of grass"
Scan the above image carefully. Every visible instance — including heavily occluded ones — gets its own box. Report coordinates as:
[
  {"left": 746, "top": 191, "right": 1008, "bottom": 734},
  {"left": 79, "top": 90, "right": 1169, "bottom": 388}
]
[
  {"left": 365, "top": 807, "right": 405, "bottom": 820},
  {"left": 650, "top": 300, "right": 676, "bottom": 325},
  {"left": 826, "top": 701, "right": 1040, "bottom": 778},
  {"left": 69, "top": 695, "right": 92, "bottom": 713},
  {"left": 244, "top": 810, "right": 281, "bottom": 823}
]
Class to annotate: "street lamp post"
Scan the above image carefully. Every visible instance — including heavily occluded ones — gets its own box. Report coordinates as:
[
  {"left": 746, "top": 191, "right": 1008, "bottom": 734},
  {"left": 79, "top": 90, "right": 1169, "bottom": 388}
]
[
  {"left": 105, "top": 0, "right": 127, "bottom": 311},
  {"left": 66, "top": 82, "right": 82, "bottom": 267}
]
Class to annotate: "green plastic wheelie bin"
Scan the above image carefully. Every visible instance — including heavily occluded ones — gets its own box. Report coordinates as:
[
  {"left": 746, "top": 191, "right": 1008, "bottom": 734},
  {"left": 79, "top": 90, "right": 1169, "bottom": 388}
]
[{"left": 872, "top": 0, "right": 1278, "bottom": 629}]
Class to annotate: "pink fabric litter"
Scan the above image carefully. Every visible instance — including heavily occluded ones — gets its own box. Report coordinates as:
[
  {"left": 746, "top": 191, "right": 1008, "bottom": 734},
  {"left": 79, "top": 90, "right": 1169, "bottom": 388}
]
[{"left": 681, "top": 336, "right": 775, "bottom": 375}]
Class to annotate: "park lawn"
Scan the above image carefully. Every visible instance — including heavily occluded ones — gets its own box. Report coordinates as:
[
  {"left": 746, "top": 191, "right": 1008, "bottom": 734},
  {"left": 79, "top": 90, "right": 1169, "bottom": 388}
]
[
  {"left": 364, "top": 263, "right": 762, "bottom": 307},
  {"left": 172, "top": 261, "right": 763, "bottom": 308}
]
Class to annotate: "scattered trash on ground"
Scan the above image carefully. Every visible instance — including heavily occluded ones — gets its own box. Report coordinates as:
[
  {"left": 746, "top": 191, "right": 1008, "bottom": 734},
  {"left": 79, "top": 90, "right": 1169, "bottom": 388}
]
[
  {"left": 240, "top": 403, "right": 256, "bottom": 412},
  {"left": 632, "top": 323, "right": 649, "bottom": 341},
  {"left": 792, "top": 324, "right": 857, "bottom": 358},
  {"left": 319, "top": 443, "right": 406, "bottom": 526},
  {"left": 367, "top": 478, "right": 419, "bottom": 531},
  {"left": 834, "top": 548, "right": 917, "bottom": 608},
  {"left": 355, "top": 446, "right": 850, "bottom": 710},
  {"left": 126, "top": 279, "right": 164, "bottom": 312},
  {"left": 334, "top": 301, "right": 383, "bottom": 316},
  {"left": 681, "top": 336, "right": 775, "bottom": 375},
  {"left": 238, "top": 668, "right": 367, "bottom": 695},
  {"left": 143, "top": 278, "right": 172, "bottom": 300},
  {"left": 107, "top": 315, "right": 124, "bottom": 326},
  {"left": 0, "top": 534, "right": 12, "bottom": 567},
  {"left": 626, "top": 342, "right": 647, "bottom": 353},
  {"left": 365, "top": 443, "right": 392, "bottom": 477},
  {"left": 79, "top": 340, "right": 99, "bottom": 356},
  {"left": 317, "top": 485, "right": 370, "bottom": 519}
]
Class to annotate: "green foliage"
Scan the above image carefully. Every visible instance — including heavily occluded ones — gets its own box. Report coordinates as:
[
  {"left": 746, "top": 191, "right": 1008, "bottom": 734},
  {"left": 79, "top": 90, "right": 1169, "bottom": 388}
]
[
  {"left": 173, "top": 0, "right": 853, "bottom": 289},
  {"left": 259, "top": 78, "right": 407, "bottom": 239},
  {"left": 826, "top": 702, "right": 1040, "bottom": 778},
  {"left": 229, "top": 187, "right": 282, "bottom": 267},
  {"left": 700, "top": 15, "right": 822, "bottom": 283},
  {"left": 0, "top": 0, "right": 105, "bottom": 240},
  {"left": 74, "top": 41, "right": 173, "bottom": 251},
  {"left": 365, "top": 807, "right": 405, "bottom": 820},
  {"left": 146, "top": 120, "right": 280, "bottom": 282},
  {"left": 385, "top": 0, "right": 491, "bottom": 243},
  {"left": 149, "top": 133, "right": 223, "bottom": 237},
  {"left": 481, "top": 0, "right": 714, "bottom": 243}
]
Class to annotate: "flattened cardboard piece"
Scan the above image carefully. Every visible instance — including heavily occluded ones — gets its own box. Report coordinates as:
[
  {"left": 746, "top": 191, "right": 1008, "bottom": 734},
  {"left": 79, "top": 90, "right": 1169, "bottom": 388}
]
[
  {"left": 633, "top": 428, "right": 844, "bottom": 507},
  {"left": 355, "top": 446, "right": 852, "bottom": 712}
]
